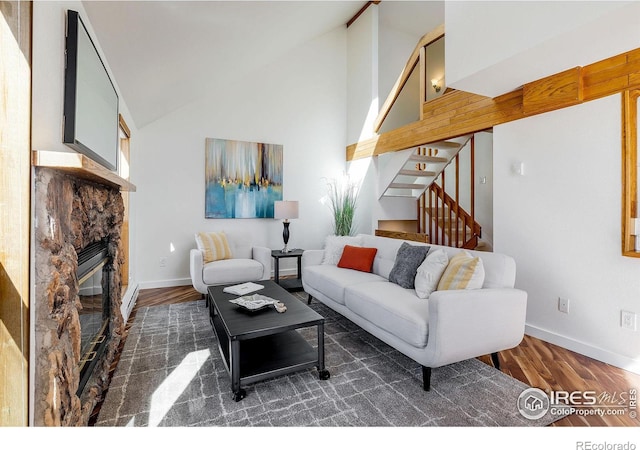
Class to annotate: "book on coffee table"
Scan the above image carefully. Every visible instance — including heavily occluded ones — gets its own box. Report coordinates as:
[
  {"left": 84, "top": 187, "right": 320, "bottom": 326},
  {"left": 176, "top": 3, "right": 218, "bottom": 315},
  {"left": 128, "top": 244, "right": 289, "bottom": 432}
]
[{"left": 223, "top": 282, "right": 264, "bottom": 296}]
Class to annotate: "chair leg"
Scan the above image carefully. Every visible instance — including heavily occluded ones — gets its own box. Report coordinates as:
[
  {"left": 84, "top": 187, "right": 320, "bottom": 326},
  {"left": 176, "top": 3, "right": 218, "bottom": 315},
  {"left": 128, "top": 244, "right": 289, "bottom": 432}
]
[
  {"left": 422, "top": 366, "right": 431, "bottom": 391},
  {"left": 491, "top": 352, "right": 501, "bottom": 370},
  {"left": 307, "top": 294, "right": 313, "bottom": 305}
]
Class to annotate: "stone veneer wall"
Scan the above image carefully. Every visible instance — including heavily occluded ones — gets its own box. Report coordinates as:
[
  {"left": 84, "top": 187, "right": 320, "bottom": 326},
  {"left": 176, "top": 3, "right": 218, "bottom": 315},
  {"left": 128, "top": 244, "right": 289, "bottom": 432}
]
[{"left": 33, "top": 168, "right": 125, "bottom": 426}]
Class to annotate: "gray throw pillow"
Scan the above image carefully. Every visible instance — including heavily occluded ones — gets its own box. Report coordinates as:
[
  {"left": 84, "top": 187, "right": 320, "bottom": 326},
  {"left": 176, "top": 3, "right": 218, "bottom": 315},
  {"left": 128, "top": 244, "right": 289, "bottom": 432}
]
[{"left": 388, "top": 242, "right": 430, "bottom": 289}]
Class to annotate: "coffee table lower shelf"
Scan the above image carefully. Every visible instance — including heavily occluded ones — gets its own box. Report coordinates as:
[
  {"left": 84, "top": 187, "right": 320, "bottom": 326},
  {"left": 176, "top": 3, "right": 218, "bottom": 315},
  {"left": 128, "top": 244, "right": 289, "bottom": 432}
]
[{"left": 211, "top": 314, "right": 329, "bottom": 401}]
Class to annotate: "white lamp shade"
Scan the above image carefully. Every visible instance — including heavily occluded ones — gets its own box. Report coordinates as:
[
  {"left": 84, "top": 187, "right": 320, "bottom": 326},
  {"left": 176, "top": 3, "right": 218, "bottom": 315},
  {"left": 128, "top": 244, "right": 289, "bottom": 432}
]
[{"left": 274, "top": 200, "right": 299, "bottom": 220}]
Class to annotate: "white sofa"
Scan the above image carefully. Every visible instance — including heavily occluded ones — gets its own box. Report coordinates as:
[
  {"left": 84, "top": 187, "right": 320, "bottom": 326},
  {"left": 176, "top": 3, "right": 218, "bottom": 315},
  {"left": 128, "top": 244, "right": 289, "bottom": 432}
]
[
  {"left": 302, "top": 233, "right": 527, "bottom": 390},
  {"left": 190, "top": 230, "right": 271, "bottom": 295}
]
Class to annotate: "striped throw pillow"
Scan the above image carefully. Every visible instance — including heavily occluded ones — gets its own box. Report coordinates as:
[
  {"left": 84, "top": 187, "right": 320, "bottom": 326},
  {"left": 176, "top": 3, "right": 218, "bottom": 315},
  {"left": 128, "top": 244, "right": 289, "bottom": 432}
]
[
  {"left": 195, "top": 231, "right": 233, "bottom": 263},
  {"left": 437, "top": 251, "right": 485, "bottom": 291}
]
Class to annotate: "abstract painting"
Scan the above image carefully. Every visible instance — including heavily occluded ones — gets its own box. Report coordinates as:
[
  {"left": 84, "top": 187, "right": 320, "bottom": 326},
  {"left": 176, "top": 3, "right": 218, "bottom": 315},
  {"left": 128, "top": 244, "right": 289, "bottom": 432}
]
[{"left": 205, "top": 138, "right": 283, "bottom": 218}]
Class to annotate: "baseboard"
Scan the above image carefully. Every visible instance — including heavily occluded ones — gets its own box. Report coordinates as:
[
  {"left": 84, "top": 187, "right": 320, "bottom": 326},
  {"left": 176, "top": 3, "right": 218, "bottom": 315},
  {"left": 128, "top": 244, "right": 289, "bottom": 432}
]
[
  {"left": 525, "top": 324, "right": 640, "bottom": 375},
  {"left": 139, "top": 269, "right": 299, "bottom": 291},
  {"left": 138, "top": 278, "right": 192, "bottom": 290},
  {"left": 274, "top": 268, "right": 297, "bottom": 278},
  {"left": 121, "top": 283, "right": 140, "bottom": 323}
]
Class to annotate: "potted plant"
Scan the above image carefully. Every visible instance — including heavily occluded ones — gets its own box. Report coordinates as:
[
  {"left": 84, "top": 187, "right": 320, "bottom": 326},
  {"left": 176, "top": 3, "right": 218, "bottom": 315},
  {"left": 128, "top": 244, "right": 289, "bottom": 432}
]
[{"left": 326, "top": 176, "right": 359, "bottom": 236}]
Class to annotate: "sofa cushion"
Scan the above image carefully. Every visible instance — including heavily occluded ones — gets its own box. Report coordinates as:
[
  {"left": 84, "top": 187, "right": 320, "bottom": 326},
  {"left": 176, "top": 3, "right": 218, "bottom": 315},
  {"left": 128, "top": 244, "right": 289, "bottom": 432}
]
[
  {"left": 303, "top": 264, "right": 385, "bottom": 305},
  {"left": 202, "top": 258, "right": 263, "bottom": 285},
  {"left": 195, "top": 231, "right": 232, "bottom": 263},
  {"left": 344, "top": 281, "right": 430, "bottom": 348},
  {"left": 337, "top": 245, "right": 377, "bottom": 273},
  {"left": 437, "top": 251, "right": 485, "bottom": 291},
  {"left": 388, "top": 242, "right": 430, "bottom": 289},
  {"left": 322, "top": 235, "right": 363, "bottom": 265},
  {"left": 415, "top": 249, "right": 449, "bottom": 299}
]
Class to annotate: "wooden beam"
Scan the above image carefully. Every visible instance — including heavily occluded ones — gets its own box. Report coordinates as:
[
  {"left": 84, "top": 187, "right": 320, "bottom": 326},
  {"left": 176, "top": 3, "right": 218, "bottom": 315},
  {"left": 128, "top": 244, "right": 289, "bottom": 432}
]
[
  {"left": 348, "top": 89, "right": 523, "bottom": 160},
  {"left": 346, "top": 1, "right": 381, "bottom": 28},
  {"left": 348, "top": 45, "right": 640, "bottom": 161},
  {"left": 523, "top": 67, "right": 583, "bottom": 116},
  {"left": 419, "top": 46, "right": 427, "bottom": 113}
]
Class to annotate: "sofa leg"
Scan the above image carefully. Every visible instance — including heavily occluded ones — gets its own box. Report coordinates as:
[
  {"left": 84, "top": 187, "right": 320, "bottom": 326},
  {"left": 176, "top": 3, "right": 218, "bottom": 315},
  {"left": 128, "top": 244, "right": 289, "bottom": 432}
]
[
  {"left": 307, "top": 294, "right": 313, "bottom": 305},
  {"left": 422, "top": 366, "right": 431, "bottom": 391},
  {"left": 491, "top": 352, "right": 501, "bottom": 371}
]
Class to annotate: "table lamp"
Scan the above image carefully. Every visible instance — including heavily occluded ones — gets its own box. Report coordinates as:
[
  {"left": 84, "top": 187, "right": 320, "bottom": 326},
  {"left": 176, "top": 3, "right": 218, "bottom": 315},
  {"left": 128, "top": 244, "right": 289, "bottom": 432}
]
[{"left": 274, "top": 200, "right": 299, "bottom": 253}]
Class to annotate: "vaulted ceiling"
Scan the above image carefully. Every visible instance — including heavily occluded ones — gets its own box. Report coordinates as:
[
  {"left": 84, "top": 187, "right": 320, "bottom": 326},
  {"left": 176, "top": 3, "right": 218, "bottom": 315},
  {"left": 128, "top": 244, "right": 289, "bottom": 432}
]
[{"left": 83, "top": 1, "right": 442, "bottom": 129}]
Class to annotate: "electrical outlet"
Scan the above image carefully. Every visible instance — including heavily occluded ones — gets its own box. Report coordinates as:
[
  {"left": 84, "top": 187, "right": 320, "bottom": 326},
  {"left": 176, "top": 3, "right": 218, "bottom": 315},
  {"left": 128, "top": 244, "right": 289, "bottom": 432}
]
[
  {"left": 621, "top": 311, "right": 637, "bottom": 331},
  {"left": 558, "top": 297, "right": 570, "bottom": 314},
  {"left": 159, "top": 257, "right": 167, "bottom": 267}
]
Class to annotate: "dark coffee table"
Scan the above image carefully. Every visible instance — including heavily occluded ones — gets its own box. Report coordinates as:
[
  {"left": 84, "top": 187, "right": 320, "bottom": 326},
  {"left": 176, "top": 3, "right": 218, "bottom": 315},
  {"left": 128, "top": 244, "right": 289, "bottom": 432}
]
[{"left": 207, "top": 280, "right": 330, "bottom": 401}]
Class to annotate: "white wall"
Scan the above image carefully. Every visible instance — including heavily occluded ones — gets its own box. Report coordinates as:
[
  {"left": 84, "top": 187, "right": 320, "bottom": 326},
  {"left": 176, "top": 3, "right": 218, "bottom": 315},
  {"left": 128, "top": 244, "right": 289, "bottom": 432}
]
[
  {"left": 378, "top": 65, "right": 420, "bottom": 134},
  {"left": 31, "top": 1, "right": 139, "bottom": 320},
  {"left": 32, "top": 1, "right": 137, "bottom": 154},
  {"left": 377, "top": 12, "right": 419, "bottom": 109},
  {"left": 134, "top": 27, "right": 348, "bottom": 288},
  {"left": 446, "top": 1, "right": 640, "bottom": 98},
  {"left": 346, "top": 5, "right": 379, "bottom": 235},
  {"left": 474, "top": 132, "right": 494, "bottom": 248},
  {"left": 494, "top": 94, "right": 640, "bottom": 372},
  {"left": 347, "top": 4, "right": 378, "bottom": 145},
  {"left": 347, "top": 4, "right": 448, "bottom": 232}
]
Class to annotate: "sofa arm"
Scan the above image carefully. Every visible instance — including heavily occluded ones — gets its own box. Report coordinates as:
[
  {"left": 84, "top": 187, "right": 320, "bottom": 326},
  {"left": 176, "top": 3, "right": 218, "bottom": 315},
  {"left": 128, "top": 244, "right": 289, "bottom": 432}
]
[
  {"left": 302, "top": 249, "right": 324, "bottom": 269},
  {"left": 424, "top": 288, "right": 527, "bottom": 367},
  {"left": 252, "top": 246, "right": 272, "bottom": 280},
  {"left": 190, "top": 249, "right": 208, "bottom": 295}
]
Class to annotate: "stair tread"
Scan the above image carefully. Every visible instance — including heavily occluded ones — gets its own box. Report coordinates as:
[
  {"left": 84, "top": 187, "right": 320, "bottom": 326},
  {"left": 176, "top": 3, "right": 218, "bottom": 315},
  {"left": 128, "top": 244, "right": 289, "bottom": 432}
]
[
  {"left": 408, "top": 154, "right": 448, "bottom": 163},
  {"left": 381, "top": 194, "right": 418, "bottom": 198},
  {"left": 389, "top": 182, "right": 428, "bottom": 189},
  {"left": 398, "top": 169, "right": 437, "bottom": 177},
  {"left": 424, "top": 140, "right": 462, "bottom": 150}
]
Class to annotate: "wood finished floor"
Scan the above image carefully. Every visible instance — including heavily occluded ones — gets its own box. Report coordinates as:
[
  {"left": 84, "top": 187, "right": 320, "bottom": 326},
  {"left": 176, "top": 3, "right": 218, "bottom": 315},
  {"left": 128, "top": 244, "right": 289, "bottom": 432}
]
[{"left": 92, "top": 284, "right": 640, "bottom": 427}]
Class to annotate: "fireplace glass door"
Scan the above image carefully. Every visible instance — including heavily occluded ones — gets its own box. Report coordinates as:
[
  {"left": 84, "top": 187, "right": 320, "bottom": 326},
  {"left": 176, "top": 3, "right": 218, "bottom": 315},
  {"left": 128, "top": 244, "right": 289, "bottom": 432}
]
[{"left": 76, "top": 241, "right": 111, "bottom": 396}]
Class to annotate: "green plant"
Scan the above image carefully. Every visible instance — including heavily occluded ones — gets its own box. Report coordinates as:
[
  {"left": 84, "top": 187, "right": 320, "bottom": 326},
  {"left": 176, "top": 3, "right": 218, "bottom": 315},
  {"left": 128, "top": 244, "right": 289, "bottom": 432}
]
[{"left": 326, "top": 176, "right": 359, "bottom": 236}]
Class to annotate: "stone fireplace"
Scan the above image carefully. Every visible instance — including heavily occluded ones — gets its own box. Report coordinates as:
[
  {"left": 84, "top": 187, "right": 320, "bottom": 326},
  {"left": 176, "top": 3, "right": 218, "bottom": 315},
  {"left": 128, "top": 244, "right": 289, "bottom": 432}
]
[{"left": 33, "top": 166, "right": 125, "bottom": 426}]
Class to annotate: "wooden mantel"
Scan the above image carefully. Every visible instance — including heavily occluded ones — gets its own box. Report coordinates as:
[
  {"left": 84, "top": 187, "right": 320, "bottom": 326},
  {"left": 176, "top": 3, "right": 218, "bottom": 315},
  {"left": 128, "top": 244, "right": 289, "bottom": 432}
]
[{"left": 32, "top": 150, "right": 136, "bottom": 192}]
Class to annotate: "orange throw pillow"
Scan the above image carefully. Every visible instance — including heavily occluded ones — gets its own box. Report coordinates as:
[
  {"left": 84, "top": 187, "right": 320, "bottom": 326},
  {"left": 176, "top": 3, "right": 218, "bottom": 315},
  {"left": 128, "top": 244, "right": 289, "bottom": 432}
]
[{"left": 337, "top": 245, "right": 378, "bottom": 273}]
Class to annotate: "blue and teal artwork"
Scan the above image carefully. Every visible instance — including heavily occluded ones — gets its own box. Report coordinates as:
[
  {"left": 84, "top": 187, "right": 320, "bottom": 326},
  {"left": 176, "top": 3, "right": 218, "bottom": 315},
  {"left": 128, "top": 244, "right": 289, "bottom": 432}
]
[{"left": 205, "top": 138, "right": 283, "bottom": 218}]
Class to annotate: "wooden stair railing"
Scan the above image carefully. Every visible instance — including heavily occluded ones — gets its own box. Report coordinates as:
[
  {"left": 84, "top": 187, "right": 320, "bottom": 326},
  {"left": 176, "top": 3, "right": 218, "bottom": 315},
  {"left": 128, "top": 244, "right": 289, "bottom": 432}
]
[
  {"left": 417, "top": 135, "right": 481, "bottom": 249},
  {"left": 420, "top": 183, "right": 481, "bottom": 249}
]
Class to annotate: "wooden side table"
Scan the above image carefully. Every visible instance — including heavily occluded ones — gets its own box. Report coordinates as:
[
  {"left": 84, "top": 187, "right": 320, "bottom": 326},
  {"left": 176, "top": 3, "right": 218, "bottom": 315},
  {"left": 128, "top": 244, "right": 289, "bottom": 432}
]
[{"left": 271, "top": 248, "right": 304, "bottom": 292}]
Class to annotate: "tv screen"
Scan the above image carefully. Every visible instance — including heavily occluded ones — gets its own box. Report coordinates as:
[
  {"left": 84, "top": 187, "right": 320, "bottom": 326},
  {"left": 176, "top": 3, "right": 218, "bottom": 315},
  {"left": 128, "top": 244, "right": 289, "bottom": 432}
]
[{"left": 63, "top": 10, "right": 119, "bottom": 172}]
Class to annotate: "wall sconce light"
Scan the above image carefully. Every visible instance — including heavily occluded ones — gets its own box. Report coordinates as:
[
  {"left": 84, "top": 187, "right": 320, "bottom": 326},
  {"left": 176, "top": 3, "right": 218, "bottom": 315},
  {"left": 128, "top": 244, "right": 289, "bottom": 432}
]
[{"left": 431, "top": 78, "right": 442, "bottom": 93}]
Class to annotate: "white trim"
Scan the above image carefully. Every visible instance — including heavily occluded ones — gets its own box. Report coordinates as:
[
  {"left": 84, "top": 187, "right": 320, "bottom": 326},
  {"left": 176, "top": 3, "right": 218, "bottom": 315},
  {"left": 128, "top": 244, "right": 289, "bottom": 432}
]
[
  {"left": 120, "top": 282, "right": 140, "bottom": 323},
  {"left": 138, "top": 278, "right": 193, "bottom": 290},
  {"left": 274, "top": 268, "right": 298, "bottom": 278},
  {"left": 139, "top": 268, "right": 300, "bottom": 291},
  {"left": 525, "top": 324, "right": 640, "bottom": 375}
]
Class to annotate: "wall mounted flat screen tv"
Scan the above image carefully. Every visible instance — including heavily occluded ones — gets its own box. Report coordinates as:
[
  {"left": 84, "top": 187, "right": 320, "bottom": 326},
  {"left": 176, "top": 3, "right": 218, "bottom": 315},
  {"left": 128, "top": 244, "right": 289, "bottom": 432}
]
[{"left": 63, "top": 9, "right": 119, "bottom": 172}]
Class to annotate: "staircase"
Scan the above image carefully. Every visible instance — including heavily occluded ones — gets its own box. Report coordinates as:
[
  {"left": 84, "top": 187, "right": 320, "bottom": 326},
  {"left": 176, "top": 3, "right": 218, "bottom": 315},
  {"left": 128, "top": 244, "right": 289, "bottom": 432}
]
[
  {"left": 378, "top": 135, "right": 472, "bottom": 199},
  {"left": 376, "top": 134, "right": 482, "bottom": 249},
  {"left": 417, "top": 135, "right": 482, "bottom": 249}
]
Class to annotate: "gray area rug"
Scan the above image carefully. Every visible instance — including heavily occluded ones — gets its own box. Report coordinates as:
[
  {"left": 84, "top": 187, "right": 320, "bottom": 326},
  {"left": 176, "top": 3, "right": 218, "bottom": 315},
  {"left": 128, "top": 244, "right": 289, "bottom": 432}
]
[{"left": 96, "top": 298, "right": 562, "bottom": 427}]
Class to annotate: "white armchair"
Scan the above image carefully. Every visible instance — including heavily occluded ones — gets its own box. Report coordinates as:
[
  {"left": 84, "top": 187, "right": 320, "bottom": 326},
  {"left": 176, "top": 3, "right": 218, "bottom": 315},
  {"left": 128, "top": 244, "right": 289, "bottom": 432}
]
[{"left": 190, "top": 230, "right": 271, "bottom": 295}]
